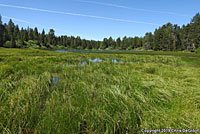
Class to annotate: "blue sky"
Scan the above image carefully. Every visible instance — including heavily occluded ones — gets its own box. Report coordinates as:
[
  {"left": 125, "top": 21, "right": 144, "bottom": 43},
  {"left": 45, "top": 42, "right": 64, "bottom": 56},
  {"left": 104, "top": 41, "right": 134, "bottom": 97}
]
[{"left": 0, "top": 0, "right": 199, "bottom": 40}]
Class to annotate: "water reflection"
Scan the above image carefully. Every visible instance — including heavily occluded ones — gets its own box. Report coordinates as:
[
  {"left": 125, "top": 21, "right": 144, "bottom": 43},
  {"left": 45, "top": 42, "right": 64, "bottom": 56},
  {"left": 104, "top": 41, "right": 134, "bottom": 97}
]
[
  {"left": 111, "top": 59, "right": 123, "bottom": 64},
  {"left": 52, "top": 77, "right": 60, "bottom": 88},
  {"left": 88, "top": 58, "right": 124, "bottom": 65},
  {"left": 81, "top": 61, "right": 87, "bottom": 65},
  {"left": 54, "top": 49, "right": 138, "bottom": 53},
  {"left": 89, "top": 58, "right": 102, "bottom": 63},
  {"left": 62, "top": 58, "right": 126, "bottom": 67}
]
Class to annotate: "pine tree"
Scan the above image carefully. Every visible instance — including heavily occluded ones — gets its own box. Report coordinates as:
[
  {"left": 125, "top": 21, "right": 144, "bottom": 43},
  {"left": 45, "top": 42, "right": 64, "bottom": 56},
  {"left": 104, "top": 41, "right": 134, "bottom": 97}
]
[
  {"left": 7, "top": 19, "right": 15, "bottom": 41},
  {"left": 144, "top": 32, "right": 154, "bottom": 50},
  {"left": 28, "top": 28, "right": 34, "bottom": 40},
  {"left": 116, "top": 37, "right": 121, "bottom": 49},
  {"left": 14, "top": 25, "right": 20, "bottom": 40},
  {"left": 0, "top": 14, "right": 4, "bottom": 46},
  {"left": 33, "top": 27, "right": 39, "bottom": 41},
  {"left": 190, "top": 13, "right": 200, "bottom": 49},
  {"left": 121, "top": 36, "right": 128, "bottom": 49},
  {"left": 40, "top": 29, "right": 45, "bottom": 44},
  {"left": 11, "top": 36, "right": 16, "bottom": 48},
  {"left": 0, "top": 14, "right": 2, "bottom": 25},
  {"left": 108, "top": 37, "right": 114, "bottom": 48},
  {"left": 101, "top": 38, "right": 108, "bottom": 49},
  {"left": 48, "top": 29, "right": 55, "bottom": 45},
  {"left": 81, "top": 39, "right": 87, "bottom": 49}
]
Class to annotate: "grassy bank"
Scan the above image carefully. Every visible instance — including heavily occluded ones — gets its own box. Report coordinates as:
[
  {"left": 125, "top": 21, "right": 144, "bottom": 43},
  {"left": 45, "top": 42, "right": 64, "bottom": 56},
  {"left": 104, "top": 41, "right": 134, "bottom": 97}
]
[{"left": 0, "top": 48, "right": 200, "bottom": 133}]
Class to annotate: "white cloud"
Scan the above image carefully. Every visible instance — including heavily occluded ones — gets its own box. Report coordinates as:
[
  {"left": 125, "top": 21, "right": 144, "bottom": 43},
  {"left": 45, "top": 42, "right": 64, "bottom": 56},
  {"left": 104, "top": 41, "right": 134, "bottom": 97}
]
[
  {"left": 2, "top": 15, "right": 74, "bottom": 35},
  {"left": 0, "top": 3, "right": 159, "bottom": 25},
  {"left": 2, "top": 15, "right": 31, "bottom": 24},
  {"left": 76, "top": 0, "right": 189, "bottom": 17}
]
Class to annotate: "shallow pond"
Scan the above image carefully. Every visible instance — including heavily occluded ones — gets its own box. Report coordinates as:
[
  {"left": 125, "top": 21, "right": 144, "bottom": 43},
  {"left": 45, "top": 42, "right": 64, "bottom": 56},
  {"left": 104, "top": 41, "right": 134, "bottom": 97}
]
[
  {"left": 54, "top": 49, "right": 138, "bottom": 53},
  {"left": 62, "top": 58, "right": 125, "bottom": 67}
]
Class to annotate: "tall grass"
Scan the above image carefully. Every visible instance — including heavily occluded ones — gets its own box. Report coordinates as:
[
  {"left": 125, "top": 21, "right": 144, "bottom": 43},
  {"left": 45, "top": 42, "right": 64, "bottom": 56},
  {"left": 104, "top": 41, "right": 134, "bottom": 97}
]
[{"left": 0, "top": 48, "right": 200, "bottom": 133}]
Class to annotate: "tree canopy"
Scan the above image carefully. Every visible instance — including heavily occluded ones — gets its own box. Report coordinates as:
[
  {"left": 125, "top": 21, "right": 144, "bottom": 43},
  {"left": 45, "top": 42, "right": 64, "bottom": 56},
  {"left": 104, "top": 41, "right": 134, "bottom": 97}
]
[{"left": 0, "top": 13, "right": 200, "bottom": 51}]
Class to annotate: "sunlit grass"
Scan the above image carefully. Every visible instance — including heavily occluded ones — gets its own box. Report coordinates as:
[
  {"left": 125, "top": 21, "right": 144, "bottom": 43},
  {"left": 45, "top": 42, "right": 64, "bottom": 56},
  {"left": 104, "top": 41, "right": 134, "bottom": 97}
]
[{"left": 0, "top": 48, "right": 200, "bottom": 133}]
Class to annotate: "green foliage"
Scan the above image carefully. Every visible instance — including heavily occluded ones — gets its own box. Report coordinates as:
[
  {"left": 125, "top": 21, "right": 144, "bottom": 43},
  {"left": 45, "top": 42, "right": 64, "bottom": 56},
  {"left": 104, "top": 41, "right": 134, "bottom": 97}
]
[
  {"left": 0, "top": 12, "right": 200, "bottom": 51},
  {"left": 40, "top": 45, "right": 47, "bottom": 49},
  {"left": 25, "top": 40, "right": 39, "bottom": 48},
  {"left": 16, "top": 40, "right": 24, "bottom": 48},
  {"left": 0, "top": 15, "right": 4, "bottom": 46},
  {"left": 3, "top": 41, "right": 12, "bottom": 48},
  {"left": 195, "top": 47, "right": 200, "bottom": 53}
]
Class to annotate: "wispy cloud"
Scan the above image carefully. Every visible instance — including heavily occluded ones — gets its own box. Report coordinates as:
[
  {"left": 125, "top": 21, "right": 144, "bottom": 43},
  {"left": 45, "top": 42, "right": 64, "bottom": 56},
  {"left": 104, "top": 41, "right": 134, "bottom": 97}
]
[
  {"left": 2, "top": 15, "right": 31, "bottom": 24},
  {"left": 0, "top": 3, "right": 159, "bottom": 25},
  {"left": 2, "top": 15, "right": 74, "bottom": 35},
  {"left": 76, "top": 0, "right": 190, "bottom": 17}
]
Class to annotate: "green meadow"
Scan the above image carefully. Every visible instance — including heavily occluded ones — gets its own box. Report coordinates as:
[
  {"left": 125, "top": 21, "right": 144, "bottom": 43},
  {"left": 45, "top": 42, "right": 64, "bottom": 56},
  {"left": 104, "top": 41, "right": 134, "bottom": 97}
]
[{"left": 0, "top": 48, "right": 200, "bottom": 133}]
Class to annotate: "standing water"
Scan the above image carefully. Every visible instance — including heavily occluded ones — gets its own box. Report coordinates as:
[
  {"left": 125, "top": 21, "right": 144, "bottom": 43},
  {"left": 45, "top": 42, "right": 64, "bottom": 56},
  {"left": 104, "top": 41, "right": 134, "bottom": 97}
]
[{"left": 52, "top": 77, "right": 60, "bottom": 88}]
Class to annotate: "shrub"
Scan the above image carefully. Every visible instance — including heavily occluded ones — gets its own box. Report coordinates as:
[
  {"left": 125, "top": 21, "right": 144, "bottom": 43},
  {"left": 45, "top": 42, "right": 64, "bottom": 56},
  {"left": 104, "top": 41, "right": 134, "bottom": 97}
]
[
  {"left": 40, "top": 45, "right": 47, "bottom": 49},
  {"left": 16, "top": 40, "right": 25, "bottom": 48},
  {"left": 25, "top": 40, "right": 38, "bottom": 47},
  {"left": 30, "top": 44, "right": 40, "bottom": 49},
  {"left": 3, "top": 41, "right": 12, "bottom": 48},
  {"left": 195, "top": 47, "right": 200, "bottom": 54}
]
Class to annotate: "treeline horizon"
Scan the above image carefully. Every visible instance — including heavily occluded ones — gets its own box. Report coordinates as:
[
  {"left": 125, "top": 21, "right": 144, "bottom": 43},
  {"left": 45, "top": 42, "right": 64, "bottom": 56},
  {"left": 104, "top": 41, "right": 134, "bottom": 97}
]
[{"left": 0, "top": 13, "right": 200, "bottom": 51}]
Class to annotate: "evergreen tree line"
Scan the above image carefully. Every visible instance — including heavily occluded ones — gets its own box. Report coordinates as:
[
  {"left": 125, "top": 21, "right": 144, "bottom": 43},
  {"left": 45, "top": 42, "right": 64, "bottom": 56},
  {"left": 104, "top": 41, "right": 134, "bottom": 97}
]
[{"left": 0, "top": 13, "right": 200, "bottom": 50}]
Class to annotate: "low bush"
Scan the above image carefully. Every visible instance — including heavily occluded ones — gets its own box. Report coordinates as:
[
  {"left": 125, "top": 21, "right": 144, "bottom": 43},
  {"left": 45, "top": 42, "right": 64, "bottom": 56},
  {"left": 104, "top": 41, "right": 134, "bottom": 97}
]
[
  {"left": 195, "top": 47, "right": 200, "bottom": 53},
  {"left": 3, "top": 41, "right": 12, "bottom": 48}
]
